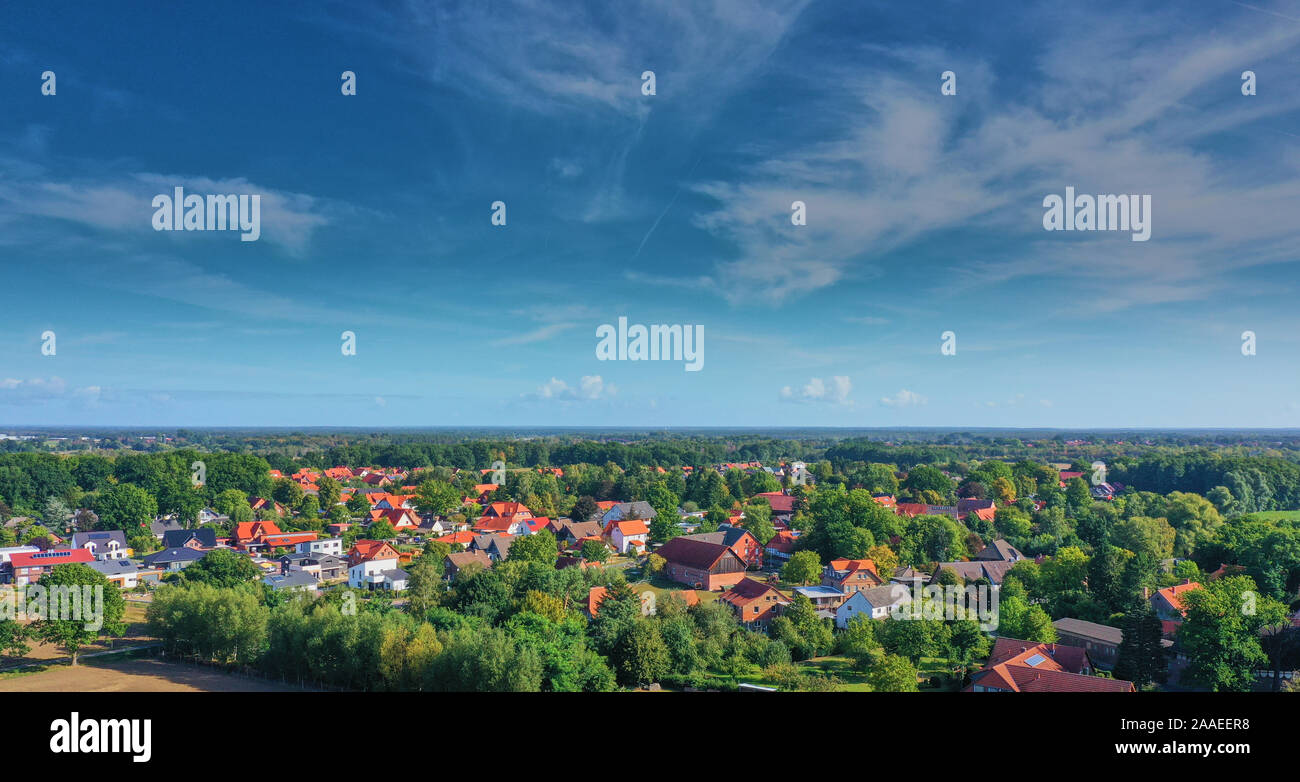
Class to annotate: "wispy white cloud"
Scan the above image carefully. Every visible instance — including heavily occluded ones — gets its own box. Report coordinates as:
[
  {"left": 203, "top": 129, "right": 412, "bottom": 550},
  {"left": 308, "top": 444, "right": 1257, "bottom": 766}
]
[
  {"left": 880, "top": 389, "right": 926, "bottom": 408},
  {"left": 780, "top": 376, "right": 852, "bottom": 405},
  {"left": 528, "top": 375, "right": 617, "bottom": 401}
]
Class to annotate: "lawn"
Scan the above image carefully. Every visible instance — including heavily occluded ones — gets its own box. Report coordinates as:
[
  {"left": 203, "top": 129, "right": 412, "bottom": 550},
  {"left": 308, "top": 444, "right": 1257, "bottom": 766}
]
[
  {"left": 1252, "top": 510, "right": 1300, "bottom": 522},
  {"left": 626, "top": 576, "right": 720, "bottom": 606}
]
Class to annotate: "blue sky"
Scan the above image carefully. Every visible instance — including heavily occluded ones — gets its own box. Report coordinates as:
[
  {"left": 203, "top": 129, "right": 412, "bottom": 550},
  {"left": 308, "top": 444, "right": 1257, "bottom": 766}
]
[{"left": 1, "top": 0, "right": 1299, "bottom": 428}]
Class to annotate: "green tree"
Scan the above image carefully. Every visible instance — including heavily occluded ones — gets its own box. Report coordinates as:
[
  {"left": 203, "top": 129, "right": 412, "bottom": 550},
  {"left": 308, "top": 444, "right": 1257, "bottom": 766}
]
[
  {"left": 868, "top": 653, "right": 920, "bottom": 692},
  {"left": 1114, "top": 604, "right": 1167, "bottom": 688},
  {"left": 508, "top": 529, "right": 559, "bottom": 567},
  {"left": 781, "top": 550, "right": 822, "bottom": 585},
  {"left": 29, "top": 563, "right": 126, "bottom": 665},
  {"left": 1179, "top": 575, "right": 1288, "bottom": 692},
  {"left": 580, "top": 539, "right": 609, "bottom": 563},
  {"left": 91, "top": 483, "right": 157, "bottom": 533},
  {"left": 405, "top": 551, "right": 445, "bottom": 617},
  {"left": 612, "top": 618, "right": 670, "bottom": 688},
  {"left": 177, "top": 549, "right": 262, "bottom": 589},
  {"left": 415, "top": 480, "right": 462, "bottom": 516}
]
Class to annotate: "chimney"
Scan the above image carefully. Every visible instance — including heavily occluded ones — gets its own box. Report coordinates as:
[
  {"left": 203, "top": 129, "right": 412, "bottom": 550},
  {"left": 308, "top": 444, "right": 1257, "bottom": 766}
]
[
  {"left": 1142, "top": 587, "right": 1150, "bottom": 600},
  {"left": 1183, "top": 578, "right": 1191, "bottom": 585}
]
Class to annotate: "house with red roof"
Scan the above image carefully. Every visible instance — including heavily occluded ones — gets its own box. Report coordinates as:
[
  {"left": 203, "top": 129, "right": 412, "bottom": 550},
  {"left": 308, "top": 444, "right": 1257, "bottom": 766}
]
[
  {"left": 346, "top": 539, "right": 408, "bottom": 591},
  {"left": 604, "top": 519, "right": 649, "bottom": 554},
  {"left": 966, "top": 638, "right": 1134, "bottom": 692},
  {"left": 7, "top": 548, "right": 94, "bottom": 585},
  {"left": 755, "top": 491, "right": 795, "bottom": 516},
  {"left": 1152, "top": 581, "right": 1200, "bottom": 627},
  {"left": 233, "top": 520, "right": 317, "bottom": 552},
  {"left": 822, "top": 558, "right": 883, "bottom": 596},
  {"left": 656, "top": 536, "right": 748, "bottom": 591},
  {"left": 764, "top": 530, "right": 799, "bottom": 569},
  {"left": 473, "top": 502, "right": 536, "bottom": 535},
  {"left": 436, "top": 530, "right": 477, "bottom": 547},
  {"left": 368, "top": 507, "right": 420, "bottom": 532},
  {"left": 719, "top": 577, "right": 791, "bottom": 629}
]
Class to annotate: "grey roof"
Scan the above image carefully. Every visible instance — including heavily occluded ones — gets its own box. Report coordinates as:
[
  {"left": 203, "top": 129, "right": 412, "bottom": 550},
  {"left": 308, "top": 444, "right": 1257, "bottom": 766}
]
[
  {"left": 87, "top": 559, "right": 139, "bottom": 577},
  {"left": 601, "top": 501, "right": 657, "bottom": 523},
  {"left": 149, "top": 518, "right": 185, "bottom": 537},
  {"left": 683, "top": 527, "right": 755, "bottom": 551},
  {"left": 264, "top": 570, "right": 317, "bottom": 590},
  {"left": 854, "top": 584, "right": 913, "bottom": 610},
  {"left": 975, "top": 539, "right": 1024, "bottom": 562},
  {"left": 555, "top": 520, "right": 604, "bottom": 540},
  {"left": 380, "top": 568, "right": 409, "bottom": 581},
  {"left": 142, "top": 547, "right": 207, "bottom": 566},
  {"left": 794, "top": 585, "right": 846, "bottom": 599},
  {"left": 162, "top": 528, "right": 217, "bottom": 549},
  {"left": 70, "top": 530, "right": 128, "bottom": 549},
  {"left": 1052, "top": 617, "right": 1123, "bottom": 645},
  {"left": 933, "top": 560, "right": 1018, "bottom": 585}
]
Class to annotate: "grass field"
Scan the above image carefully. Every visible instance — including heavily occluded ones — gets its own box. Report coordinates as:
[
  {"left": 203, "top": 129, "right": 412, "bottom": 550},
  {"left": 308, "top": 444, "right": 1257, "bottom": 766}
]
[
  {"left": 0, "top": 657, "right": 307, "bottom": 692},
  {"left": 0, "top": 599, "right": 153, "bottom": 668},
  {"left": 1252, "top": 510, "right": 1300, "bottom": 521}
]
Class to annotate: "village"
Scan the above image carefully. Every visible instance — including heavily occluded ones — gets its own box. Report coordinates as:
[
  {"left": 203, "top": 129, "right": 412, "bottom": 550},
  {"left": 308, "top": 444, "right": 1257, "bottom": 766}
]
[{"left": 3, "top": 446, "right": 1289, "bottom": 694}]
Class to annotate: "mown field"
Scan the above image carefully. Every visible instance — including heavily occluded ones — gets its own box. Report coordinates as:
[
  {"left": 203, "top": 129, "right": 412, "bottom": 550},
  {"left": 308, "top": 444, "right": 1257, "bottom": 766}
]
[{"left": 0, "top": 656, "right": 308, "bottom": 692}]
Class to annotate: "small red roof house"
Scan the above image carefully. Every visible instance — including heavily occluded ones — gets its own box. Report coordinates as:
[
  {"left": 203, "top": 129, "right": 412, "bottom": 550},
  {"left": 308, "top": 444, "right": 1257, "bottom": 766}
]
[
  {"left": 872, "top": 494, "right": 897, "bottom": 509},
  {"left": 473, "top": 502, "right": 536, "bottom": 535},
  {"left": 472, "top": 484, "right": 500, "bottom": 500},
  {"left": 604, "top": 519, "right": 650, "bottom": 554},
  {"left": 232, "top": 520, "right": 296, "bottom": 551},
  {"left": 347, "top": 539, "right": 401, "bottom": 568},
  {"left": 586, "top": 586, "right": 609, "bottom": 618},
  {"left": 250, "top": 498, "right": 290, "bottom": 517},
  {"left": 764, "top": 530, "right": 799, "bottom": 568},
  {"left": 755, "top": 491, "right": 795, "bottom": 515},
  {"left": 823, "top": 558, "right": 883, "bottom": 595},
  {"left": 966, "top": 638, "right": 1135, "bottom": 692},
  {"left": 8, "top": 548, "right": 95, "bottom": 585},
  {"left": 260, "top": 531, "right": 319, "bottom": 550},
  {"left": 523, "top": 517, "right": 555, "bottom": 535},
  {"left": 895, "top": 503, "right": 929, "bottom": 518},
  {"left": 436, "top": 530, "right": 477, "bottom": 547},
  {"left": 368, "top": 507, "right": 420, "bottom": 532},
  {"left": 1152, "top": 581, "right": 1201, "bottom": 624},
  {"left": 656, "top": 536, "right": 747, "bottom": 591},
  {"left": 325, "top": 467, "right": 355, "bottom": 480},
  {"left": 719, "top": 577, "right": 792, "bottom": 628},
  {"left": 1058, "top": 471, "right": 1084, "bottom": 488},
  {"left": 482, "top": 501, "right": 534, "bottom": 520}
]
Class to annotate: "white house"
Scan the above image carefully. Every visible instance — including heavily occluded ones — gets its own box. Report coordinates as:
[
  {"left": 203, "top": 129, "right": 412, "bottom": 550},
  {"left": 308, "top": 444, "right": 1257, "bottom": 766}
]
[
  {"left": 88, "top": 559, "right": 141, "bottom": 589},
  {"left": 297, "top": 537, "right": 343, "bottom": 558},
  {"left": 604, "top": 519, "right": 650, "bottom": 554},
  {"left": 346, "top": 542, "right": 409, "bottom": 591},
  {"left": 70, "top": 531, "right": 129, "bottom": 561},
  {"left": 835, "top": 584, "right": 912, "bottom": 628},
  {"left": 0, "top": 545, "right": 39, "bottom": 564}
]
